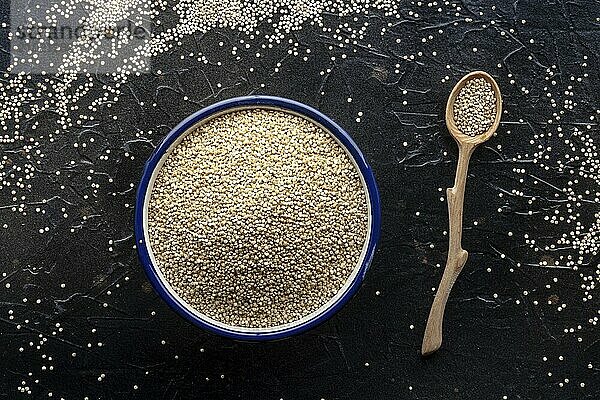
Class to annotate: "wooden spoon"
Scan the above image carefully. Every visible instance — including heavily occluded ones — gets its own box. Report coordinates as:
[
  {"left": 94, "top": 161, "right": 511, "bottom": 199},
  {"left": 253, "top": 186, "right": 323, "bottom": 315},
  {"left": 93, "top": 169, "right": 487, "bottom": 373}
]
[{"left": 421, "top": 71, "right": 502, "bottom": 356}]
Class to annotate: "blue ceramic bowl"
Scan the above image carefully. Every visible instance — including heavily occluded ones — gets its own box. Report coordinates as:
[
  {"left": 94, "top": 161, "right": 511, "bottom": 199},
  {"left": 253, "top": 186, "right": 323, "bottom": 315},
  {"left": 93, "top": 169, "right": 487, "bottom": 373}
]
[{"left": 135, "top": 95, "right": 380, "bottom": 340}]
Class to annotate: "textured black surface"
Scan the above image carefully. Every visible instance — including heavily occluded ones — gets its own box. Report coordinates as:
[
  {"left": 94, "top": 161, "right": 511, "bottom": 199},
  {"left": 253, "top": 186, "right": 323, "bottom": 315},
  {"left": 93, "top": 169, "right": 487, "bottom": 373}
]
[{"left": 0, "top": 0, "right": 599, "bottom": 399}]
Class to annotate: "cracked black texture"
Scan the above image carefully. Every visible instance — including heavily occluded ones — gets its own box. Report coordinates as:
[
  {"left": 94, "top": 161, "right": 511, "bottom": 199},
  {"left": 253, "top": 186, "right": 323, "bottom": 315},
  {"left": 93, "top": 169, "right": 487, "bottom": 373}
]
[{"left": 0, "top": 0, "right": 599, "bottom": 399}]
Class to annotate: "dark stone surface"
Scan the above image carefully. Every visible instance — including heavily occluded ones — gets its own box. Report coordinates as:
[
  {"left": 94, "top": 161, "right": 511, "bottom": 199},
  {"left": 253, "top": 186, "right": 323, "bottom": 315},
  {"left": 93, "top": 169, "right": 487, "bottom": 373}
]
[{"left": 0, "top": 0, "right": 598, "bottom": 399}]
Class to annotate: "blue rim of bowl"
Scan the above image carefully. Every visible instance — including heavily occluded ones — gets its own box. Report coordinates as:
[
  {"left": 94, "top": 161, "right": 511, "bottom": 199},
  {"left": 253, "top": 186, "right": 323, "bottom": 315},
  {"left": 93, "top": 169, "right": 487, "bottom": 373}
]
[{"left": 134, "top": 95, "right": 381, "bottom": 341}]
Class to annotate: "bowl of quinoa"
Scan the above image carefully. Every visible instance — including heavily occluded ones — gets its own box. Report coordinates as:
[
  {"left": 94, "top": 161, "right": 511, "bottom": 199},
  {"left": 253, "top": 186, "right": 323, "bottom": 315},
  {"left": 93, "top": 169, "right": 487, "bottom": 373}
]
[{"left": 135, "top": 96, "right": 380, "bottom": 340}]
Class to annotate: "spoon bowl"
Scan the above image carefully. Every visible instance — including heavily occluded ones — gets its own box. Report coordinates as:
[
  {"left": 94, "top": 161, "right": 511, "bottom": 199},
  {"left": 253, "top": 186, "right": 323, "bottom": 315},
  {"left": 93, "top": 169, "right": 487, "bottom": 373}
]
[{"left": 445, "top": 70, "right": 502, "bottom": 146}]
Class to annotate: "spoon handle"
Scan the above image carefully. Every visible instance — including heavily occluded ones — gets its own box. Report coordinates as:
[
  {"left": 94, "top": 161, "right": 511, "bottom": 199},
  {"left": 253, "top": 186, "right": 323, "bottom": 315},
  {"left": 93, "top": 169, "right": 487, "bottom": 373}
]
[{"left": 422, "top": 142, "right": 475, "bottom": 356}]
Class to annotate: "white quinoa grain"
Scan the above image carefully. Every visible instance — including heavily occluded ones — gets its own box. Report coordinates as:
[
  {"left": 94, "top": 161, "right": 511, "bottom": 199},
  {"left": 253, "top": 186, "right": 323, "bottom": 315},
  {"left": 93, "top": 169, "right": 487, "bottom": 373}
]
[
  {"left": 453, "top": 77, "right": 497, "bottom": 136},
  {"left": 147, "top": 108, "right": 369, "bottom": 328}
]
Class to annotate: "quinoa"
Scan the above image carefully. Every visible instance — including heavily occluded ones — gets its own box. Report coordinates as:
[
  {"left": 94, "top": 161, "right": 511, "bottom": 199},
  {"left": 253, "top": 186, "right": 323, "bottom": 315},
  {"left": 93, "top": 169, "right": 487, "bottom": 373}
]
[
  {"left": 452, "top": 77, "right": 497, "bottom": 136},
  {"left": 147, "top": 108, "right": 369, "bottom": 328}
]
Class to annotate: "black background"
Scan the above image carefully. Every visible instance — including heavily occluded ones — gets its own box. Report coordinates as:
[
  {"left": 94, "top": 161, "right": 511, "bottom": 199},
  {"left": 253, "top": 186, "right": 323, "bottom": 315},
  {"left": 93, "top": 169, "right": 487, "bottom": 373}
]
[{"left": 0, "top": 0, "right": 599, "bottom": 399}]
